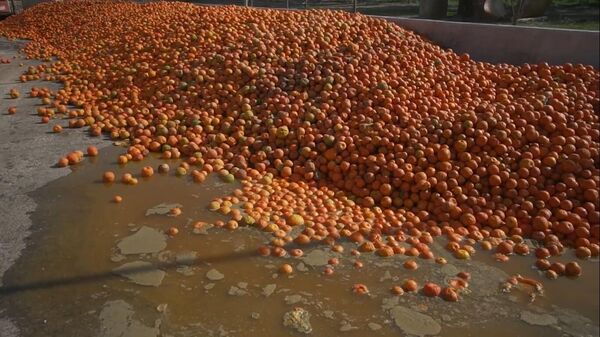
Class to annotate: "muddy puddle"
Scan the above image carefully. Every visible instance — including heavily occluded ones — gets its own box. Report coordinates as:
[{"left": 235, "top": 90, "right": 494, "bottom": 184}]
[{"left": 1, "top": 146, "right": 598, "bottom": 337}]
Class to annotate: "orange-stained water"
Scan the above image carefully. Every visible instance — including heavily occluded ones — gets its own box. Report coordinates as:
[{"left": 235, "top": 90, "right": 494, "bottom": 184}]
[{"left": 1, "top": 146, "right": 598, "bottom": 337}]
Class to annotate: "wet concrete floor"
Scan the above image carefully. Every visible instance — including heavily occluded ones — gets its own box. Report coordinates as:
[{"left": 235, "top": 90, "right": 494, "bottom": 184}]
[
  {"left": 0, "top": 146, "right": 598, "bottom": 337},
  {"left": 0, "top": 38, "right": 109, "bottom": 336}
]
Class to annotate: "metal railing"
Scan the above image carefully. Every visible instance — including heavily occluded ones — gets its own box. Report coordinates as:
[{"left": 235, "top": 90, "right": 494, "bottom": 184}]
[{"left": 187, "top": 0, "right": 421, "bottom": 13}]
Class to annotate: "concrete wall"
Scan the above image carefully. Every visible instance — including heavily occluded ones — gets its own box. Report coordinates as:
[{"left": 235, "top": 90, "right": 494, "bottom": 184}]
[
  {"left": 21, "top": 0, "right": 42, "bottom": 10},
  {"left": 382, "top": 17, "right": 599, "bottom": 68},
  {"left": 13, "top": 0, "right": 23, "bottom": 13}
]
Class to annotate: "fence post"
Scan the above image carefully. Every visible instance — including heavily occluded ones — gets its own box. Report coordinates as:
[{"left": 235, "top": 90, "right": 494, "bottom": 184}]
[
  {"left": 286, "top": 0, "right": 289, "bottom": 9},
  {"left": 353, "top": 0, "right": 357, "bottom": 12},
  {"left": 304, "top": 0, "right": 308, "bottom": 9}
]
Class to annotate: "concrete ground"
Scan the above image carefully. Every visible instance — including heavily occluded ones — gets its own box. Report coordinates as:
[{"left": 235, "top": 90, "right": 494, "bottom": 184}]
[{"left": 0, "top": 38, "right": 108, "bottom": 337}]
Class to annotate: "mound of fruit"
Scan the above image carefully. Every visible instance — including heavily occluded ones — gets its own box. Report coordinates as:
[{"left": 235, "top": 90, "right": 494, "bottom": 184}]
[{"left": 1, "top": 1, "right": 599, "bottom": 265}]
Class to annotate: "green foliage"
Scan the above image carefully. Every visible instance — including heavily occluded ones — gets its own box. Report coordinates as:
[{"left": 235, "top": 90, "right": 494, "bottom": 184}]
[
  {"left": 552, "top": 0, "right": 600, "bottom": 5},
  {"left": 502, "top": 0, "right": 598, "bottom": 6}
]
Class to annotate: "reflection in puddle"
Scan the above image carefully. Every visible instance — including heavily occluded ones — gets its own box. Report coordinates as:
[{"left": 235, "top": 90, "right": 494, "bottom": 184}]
[{"left": 1, "top": 146, "right": 598, "bottom": 337}]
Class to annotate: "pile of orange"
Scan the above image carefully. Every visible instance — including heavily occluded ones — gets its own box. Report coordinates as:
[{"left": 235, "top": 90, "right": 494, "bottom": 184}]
[{"left": 1, "top": 1, "right": 598, "bottom": 272}]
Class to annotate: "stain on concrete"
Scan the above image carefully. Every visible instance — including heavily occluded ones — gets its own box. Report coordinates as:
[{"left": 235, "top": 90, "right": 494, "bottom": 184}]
[
  {"left": 389, "top": 306, "right": 442, "bottom": 336},
  {"left": 112, "top": 261, "right": 165, "bottom": 287},
  {"left": 98, "top": 300, "right": 159, "bottom": 337},
  {"left": 117, "top": 226, "right": 166, "bottom": 255}
]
